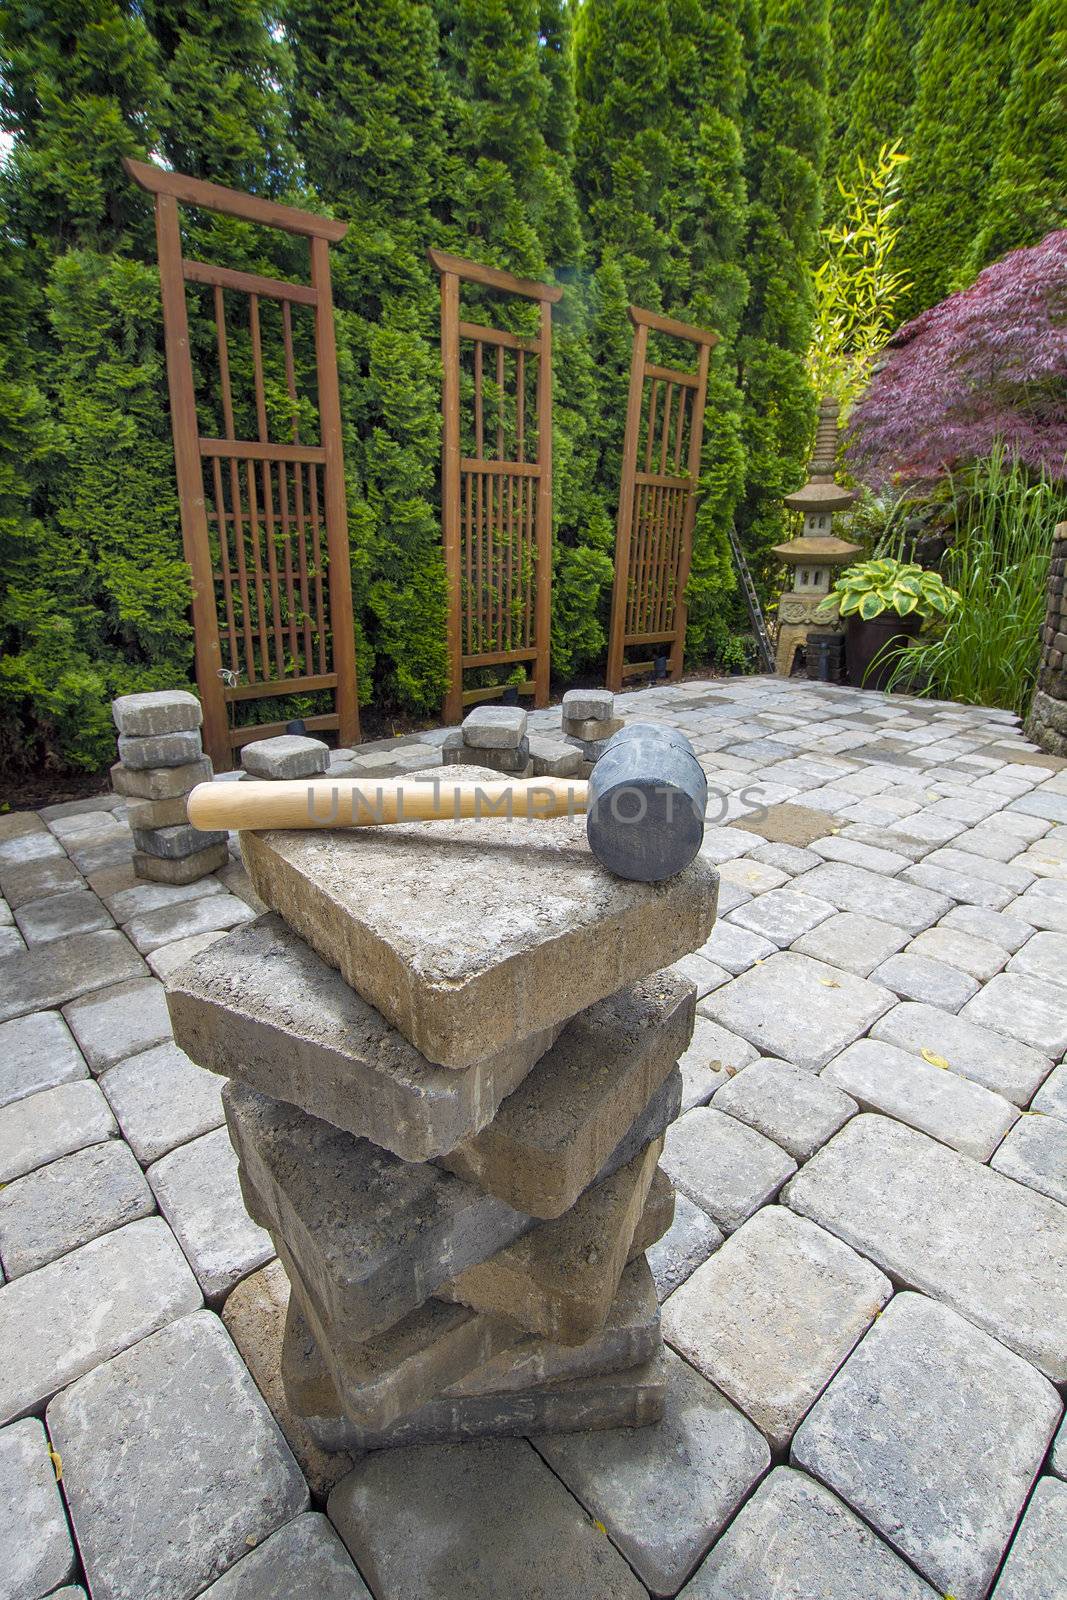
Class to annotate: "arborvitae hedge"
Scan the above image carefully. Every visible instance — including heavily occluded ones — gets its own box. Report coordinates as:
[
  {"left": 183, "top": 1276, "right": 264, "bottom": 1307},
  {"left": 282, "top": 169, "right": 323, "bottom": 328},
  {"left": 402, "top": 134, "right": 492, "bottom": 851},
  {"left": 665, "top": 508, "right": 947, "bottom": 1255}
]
[
  {"left": 735, "top": 0, "right": 829, "bottom": 583},
  {"left": 891, "top": 0, "right": 1017, "bottom": 319},
  {"left": 838, "top": 0, "right": 919, "bottom": 179},
  {"left": 968, "top": 0, "right": 1067, "bottom": 274}
]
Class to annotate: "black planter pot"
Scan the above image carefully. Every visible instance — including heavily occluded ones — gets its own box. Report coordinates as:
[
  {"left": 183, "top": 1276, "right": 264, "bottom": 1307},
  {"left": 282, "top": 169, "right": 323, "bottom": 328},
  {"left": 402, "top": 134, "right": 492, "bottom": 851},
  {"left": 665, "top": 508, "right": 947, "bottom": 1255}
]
[{"left": 845, "top": 612, "right": 922, "bottom": 692}]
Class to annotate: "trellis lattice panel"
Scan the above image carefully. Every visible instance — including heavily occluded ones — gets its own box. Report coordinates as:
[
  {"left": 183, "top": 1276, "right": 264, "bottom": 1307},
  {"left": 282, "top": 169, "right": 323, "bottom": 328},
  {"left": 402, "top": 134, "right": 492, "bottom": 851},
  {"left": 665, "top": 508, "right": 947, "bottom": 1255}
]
[
  {"left": 430, "top": 249, "right": 561, "bottom": 723},
  {"left": 607, "top": 306, "right": 718, "bottom": 692},
  {"left": 125, "top": 159, "right": 360, "bottom": 768}
]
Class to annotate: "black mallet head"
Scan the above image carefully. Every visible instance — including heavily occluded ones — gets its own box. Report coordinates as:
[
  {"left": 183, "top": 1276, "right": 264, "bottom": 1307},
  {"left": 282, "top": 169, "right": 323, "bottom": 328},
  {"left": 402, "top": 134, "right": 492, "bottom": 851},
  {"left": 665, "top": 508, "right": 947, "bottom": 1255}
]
[{"left": 585, "top": 722, "right": 707, "bottom": 882}]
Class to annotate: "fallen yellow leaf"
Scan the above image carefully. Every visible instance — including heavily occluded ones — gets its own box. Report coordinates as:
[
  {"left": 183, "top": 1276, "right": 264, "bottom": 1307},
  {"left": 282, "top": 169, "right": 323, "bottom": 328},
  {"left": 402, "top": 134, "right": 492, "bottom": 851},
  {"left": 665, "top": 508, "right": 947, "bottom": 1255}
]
[
  {"left": 921, "top": 1048, "right": 949, "bottom": 1069},
  {"left": 818, "top": 977, "right": 840, "bottom": 988},
  {"left": 48, "top": 1447, "right": 62, "bottom": 1482}
]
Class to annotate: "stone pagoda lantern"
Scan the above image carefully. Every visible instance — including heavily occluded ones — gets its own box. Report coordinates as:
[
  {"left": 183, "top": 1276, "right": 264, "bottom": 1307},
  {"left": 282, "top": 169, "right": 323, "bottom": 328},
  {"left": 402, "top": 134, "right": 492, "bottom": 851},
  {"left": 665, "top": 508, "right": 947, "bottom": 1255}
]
[{"left": 772, "top": 398, "right": 861, "bottom": 676}]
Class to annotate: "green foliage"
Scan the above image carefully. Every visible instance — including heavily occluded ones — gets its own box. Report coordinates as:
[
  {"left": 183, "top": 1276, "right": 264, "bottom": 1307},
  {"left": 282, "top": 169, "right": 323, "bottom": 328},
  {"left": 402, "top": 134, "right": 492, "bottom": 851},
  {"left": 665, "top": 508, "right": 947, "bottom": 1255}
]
[
  {"left": 893, "top": 0, "right": 1016, "bottom": 319},
  {"left": 968, "top": 0, "right": 1067, "bottom": 273},
  {"left": 736, "top": 0, "right": 830, "bottom": 588},
  {"left": 825, "top": 0, "right": 919, "bottom": 203},
  {"left": 808, "top": 142, "right": 910, "bottom": 415},
  {"left": 817, "top": 556, "right": 958, "bottom": 621},
  {"left": 882, "top": 451, "right": 1066, "bottom": 713},
  {"left": 574, "top": 0, "right": 751, "bottom": 667}
]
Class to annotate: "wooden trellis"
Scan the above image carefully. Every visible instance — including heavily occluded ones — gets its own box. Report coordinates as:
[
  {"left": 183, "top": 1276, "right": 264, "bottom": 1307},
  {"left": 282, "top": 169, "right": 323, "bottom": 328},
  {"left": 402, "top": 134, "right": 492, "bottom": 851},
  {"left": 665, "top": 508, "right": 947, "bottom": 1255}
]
[
  {"left": 125, "top": 159, "right": 360, "bottom": 770},
  {"left": 429, "top": 249, "right": 560, "bottom": 724},
  {"left": 606, "top": 306, "right": 718, "bottom": 692}
]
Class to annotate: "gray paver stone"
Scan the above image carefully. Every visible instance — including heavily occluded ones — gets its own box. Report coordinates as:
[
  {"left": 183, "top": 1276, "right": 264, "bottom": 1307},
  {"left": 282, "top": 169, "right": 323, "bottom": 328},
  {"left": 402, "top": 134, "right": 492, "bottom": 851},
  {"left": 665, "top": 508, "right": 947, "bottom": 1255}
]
[
  {"left": 562, "top": 714, "right": 622, "bottom": 742},
  {"left": 0, "top": 853, "right": 84, "bottom": 909},
  {"left": 147, "top": 930, "right": 231, "bottom": 982},
  {"left": 1052, "top": 1416, "right": 1066, "bottom": 1479},
  {"left": 0, "top": 930, "right": 146, "bottom": 1024},
  {"left": 15, "top": 889, "right": 111, "bottom": 947},
  {"left": 440, "top": 732, "right": 532, "bottom": 773},
  {"left": 717, "top": 859, "right": 790, "bottom": 895},
  {"left": 100, "top": 1041, "right": 224, "bottom": 1164},
  {"left": 1009, "top": 788, "right": 1067, "bottom": 823},
  {"left": 678, "top": 1467, "right": 940, "bottom": 1600},
  {"left": 712, "top": 1058, "right": 857, "bottom": 1161},
  {"left": 728, "top": 888, "right": 836, "bottom": 947},
  {"left": 783, "top": 1115, "right": 1067, "bottom": 1380},
  {"left": 960, "top": 971, "right": 1067, "bottom": 1055},
  {"left": 166, "top": 913, "right": 563, "bottom": 1163},
  {"left": 0, "top": 1010, "right": 86, "bottom": 1108},
  {"left": 226, "top": 1080, "right": 531, "bottom": 1341},
  {"left": 198, "top": 1513, "right": 370, "bottom": 1599},
  {"left": 527, "top": 734, "right": 582, "bottom": 777},
  {"left": 990, "top": 1113, "right": 1067, "bottom": 1206},
  {"left": 795, "top": 860, "right": 952, "bottom": 931},
  {"left": 534, "top": 1345, "right": 770, "bottom": 1597},
  {"left": 461, "top": 705, "right": 528, "bottom": 748},
  {"left": 791, "top": 1292, "right": 1062, "bottom": 1600},
  {"left": 328, "top": 1438, "right": 648, "bottom": 1600},
  {"left": 0, "top": 831, "right": 65, "bottom": 869},
  {"left": 132, "top": 842, "right": 229, "bottom": 884},
  {"left": 699, "top": 952, "right": 894, "bottom": 1070},
  {"left": 47, "top": 1310, "right": 307, "bottom": 1600},
  {"left": 0, "top": 1217, "right": 201, "bottom": 1424},
  {"left": 947, "top": 902, "right": 1036, "bottom": 947},
  {"left": 0, "top": 1079, "right": 115, "bottom": 1183},
  {"left": 810, "top": 834, "right": 912, "bottom": 873},
  {"left": 869, "top": 950, "right": 980, "bottom": 1011},
  {"left": 0, "top": 926, "right": 23, "bottom": 957},
  {"left": 148, "top": 1125, "right": 273, "bottom": 1304},
  {"left": 1007, "top": 929, "right": 1067, "bottom": 988},
  {"left": 0, "top": 1138, "right": 154, "bottom": 1278},
  {"left": 790, "top": 910, "right": 910, "bottom": 975},
  {"left": 241, "top": 804, "right": 717, "bottom": 1070},
  {"left": 110, "top": 756, "right": 213, "bottom": 800},
  {"left": 131, "top": 823, "right": 227, "bottom": 860},
  {"left": 0, "top": 1415, "right": 75, "bottom": 1599},
  {"left": 871, "top": 1000, "right": 1052, "bottom": 1105},
  {"left": 63, "top": 976, "right": 172, "bottom": 1072},
  {"left": 125, "top": 793, "right": 192, "bottom": 830},
  {"left": 561, "top": 687, "right": 614, "bottom": 721},
  {"left": 117, "top": 729, "right": 203, "bottom": 769},
  {"left": 662, "top": 1107, "right": 797, "bottom": 1232},
  {"left": 104, "top": 874, "right": 224, "bottom": 923},
  {"left": 663, "top": 1207, "right": 891, "bottom": 1452},
  {"left": 822, "top": 1037, "right": 1019, "bottom": 1160},
  {"left": 240, "top": 735, "right": 329, "bottom": 779},
  {"left": 646, "top": 1189, "right": 724, "bottom": 1301},
  {"left": 123, "top": 893, "right": 255, "bottom": 954},
  {"left": 905, "top": 923, "right": 1009, "bottom": 980},
  {"left": 1033, "top": 1062, "right": 1067, "bottom": 1119},
  {"left": 111, "top": 689, "right": 202, "bottom": 736},
  {"left": 991, "top": 1477, "right": 1067, "bottom": 1600},
  {"left": 903, "top": 859, "right": 1014, "bottom": 910},
  {"left": 671, "top": 952, "right": 728, "bottom": 998},
  {"left": 698, "top": 920, "right": 776, "bottom": 975},
  {"left": 1005, "top": 879, "right": 1067, "bottom": 932}
]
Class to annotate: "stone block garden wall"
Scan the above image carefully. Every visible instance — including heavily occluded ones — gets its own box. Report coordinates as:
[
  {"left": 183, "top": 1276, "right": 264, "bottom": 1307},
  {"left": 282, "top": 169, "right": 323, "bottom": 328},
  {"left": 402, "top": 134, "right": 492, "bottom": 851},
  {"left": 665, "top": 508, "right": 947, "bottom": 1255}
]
[{"left": 1028, "top": 522, "right": 1067, "bottom": 757}]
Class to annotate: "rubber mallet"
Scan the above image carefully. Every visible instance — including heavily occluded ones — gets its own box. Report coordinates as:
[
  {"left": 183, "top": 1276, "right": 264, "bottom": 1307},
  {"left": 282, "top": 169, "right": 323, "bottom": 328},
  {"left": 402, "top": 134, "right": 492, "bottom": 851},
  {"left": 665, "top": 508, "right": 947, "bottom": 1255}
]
[{"left": 187, "top": 723, "right": 707, "bottom": 882}]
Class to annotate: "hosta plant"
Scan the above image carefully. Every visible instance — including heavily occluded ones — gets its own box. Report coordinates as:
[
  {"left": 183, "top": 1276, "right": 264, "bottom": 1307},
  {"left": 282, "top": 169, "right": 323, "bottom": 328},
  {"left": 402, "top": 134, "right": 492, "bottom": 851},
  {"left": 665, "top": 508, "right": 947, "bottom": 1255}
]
[{"left": 817, "top": 559, "right": 960, "bottom": 623}]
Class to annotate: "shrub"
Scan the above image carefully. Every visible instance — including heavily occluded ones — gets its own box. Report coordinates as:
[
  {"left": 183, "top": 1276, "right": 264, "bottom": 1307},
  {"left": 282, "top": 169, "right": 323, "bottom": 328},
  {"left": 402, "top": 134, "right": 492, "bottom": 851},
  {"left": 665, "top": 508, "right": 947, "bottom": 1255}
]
[
  {"left": 881, "top": 450, "right": 1066, "bottom": 714},
  {"left": 847, "top": 232, "right": 1067, "bottom": 489}
]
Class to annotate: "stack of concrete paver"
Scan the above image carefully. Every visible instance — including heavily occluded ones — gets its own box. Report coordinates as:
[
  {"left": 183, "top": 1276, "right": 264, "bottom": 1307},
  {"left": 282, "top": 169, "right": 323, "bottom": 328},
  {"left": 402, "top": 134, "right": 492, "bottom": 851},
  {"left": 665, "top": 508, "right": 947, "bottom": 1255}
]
[
  {"left": 168, "top": 761, "right": 717, "bottom": 1452},
  {"left": 562, "top": 688, "right": 623, "bottom": 771},
  {"left": 442, "top": 705, "right": 583, "bottom": 780},
  {"left": 241, "top": 733, "right": 331, "bottom": 782},
  {"left": 110, "top": 692, "right": 226, "bottom": 885}
]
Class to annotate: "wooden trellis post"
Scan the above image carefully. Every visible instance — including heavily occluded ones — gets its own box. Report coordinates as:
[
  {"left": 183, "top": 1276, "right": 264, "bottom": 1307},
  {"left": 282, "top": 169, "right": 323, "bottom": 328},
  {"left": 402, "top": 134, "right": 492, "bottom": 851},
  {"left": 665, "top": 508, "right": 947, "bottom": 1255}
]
[
  {"left": 125, "top": 158, "right": 360, "bottom": 769},
  {"left": 606, "top": 306, "right": 718, "bottom": 692},
  {"left": 429, "top": 249, "right": 561, "bottom": 725}
]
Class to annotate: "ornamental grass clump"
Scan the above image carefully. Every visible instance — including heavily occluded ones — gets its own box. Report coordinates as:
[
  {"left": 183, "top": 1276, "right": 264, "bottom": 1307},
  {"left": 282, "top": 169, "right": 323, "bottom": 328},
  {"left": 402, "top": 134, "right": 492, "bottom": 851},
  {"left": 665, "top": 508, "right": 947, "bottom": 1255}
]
[{"left": 881, "top": 450, "right": 1066, "bottom": 714}]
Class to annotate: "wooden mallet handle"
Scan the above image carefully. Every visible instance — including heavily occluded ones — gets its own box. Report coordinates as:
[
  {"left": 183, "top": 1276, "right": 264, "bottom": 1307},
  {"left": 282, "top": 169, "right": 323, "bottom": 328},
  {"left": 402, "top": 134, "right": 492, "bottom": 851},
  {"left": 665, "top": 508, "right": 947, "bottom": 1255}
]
[{"left": 186, "top": 776, "right": 589, "bottom": 832}]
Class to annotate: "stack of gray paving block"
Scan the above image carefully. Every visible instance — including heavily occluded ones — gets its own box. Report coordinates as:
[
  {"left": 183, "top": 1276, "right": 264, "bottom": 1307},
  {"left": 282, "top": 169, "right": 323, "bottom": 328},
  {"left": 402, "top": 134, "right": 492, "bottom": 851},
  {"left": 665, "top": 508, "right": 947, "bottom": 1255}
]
[
  {"left": 441, "top": 705, "right": 533, "bottom": 776},
  {"left": 167, "top": 759, "right": 720, "bottom": 1454},
  {"left": 562, "top": 688, "right": 624, "bottom": 771},
  {"left": 240, "top": 734, "right": 331, "bottom": 782},
  {"left": 110, "top": 692, "right": 226, "bottom": 885}
]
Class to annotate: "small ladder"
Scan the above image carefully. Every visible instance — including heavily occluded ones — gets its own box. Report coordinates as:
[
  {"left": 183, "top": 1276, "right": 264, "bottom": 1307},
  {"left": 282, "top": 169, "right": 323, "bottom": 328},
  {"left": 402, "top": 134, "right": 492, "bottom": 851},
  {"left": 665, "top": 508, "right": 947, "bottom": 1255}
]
[{"left": 727, "top": 523, "right": 776, "bottom": 671}]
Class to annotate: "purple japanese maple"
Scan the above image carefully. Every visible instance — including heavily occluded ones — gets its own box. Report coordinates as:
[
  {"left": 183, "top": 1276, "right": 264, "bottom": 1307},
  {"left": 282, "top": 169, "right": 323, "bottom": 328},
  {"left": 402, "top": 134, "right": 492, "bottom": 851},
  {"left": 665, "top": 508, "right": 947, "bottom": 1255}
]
[{"left": 847, "top": 230, "right": 1067, "bottom": 487}]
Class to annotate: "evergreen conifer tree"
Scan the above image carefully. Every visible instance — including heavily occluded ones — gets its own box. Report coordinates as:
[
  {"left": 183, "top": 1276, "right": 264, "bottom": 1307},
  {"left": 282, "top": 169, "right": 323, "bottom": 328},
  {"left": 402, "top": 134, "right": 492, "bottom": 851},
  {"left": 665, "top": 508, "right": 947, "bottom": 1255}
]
[
  {"left": 823, "top": 0, "right": 868, "bottom": 203},
  {"left": 574, "top": 0, "right": 752, "bottom": 663},
  {"left": 840, "top": 0, "right": 920, "bottom": 178},
  {"left": 0, "top": 0, "right": 190, "bottom": 770},
  {"left": 736, "top": 0, "right": 830, "bottom": 583},
  {"left": 968, "top": 0, "right": 1067, "bottom": 273},
  {"left": 894, "top": 0, "right": 1016, "bottom": 318},
  {"left": 286, "top": 0, "right": 451, "bottom": 711}
]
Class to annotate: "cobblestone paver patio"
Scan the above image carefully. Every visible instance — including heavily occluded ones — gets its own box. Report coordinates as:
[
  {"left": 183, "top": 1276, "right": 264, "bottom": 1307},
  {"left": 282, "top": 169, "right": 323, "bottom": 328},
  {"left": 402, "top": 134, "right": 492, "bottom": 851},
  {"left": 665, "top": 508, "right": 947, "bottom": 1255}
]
[{"left": 1, "top": 675, "right": 1065, "bottom": 1599}]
